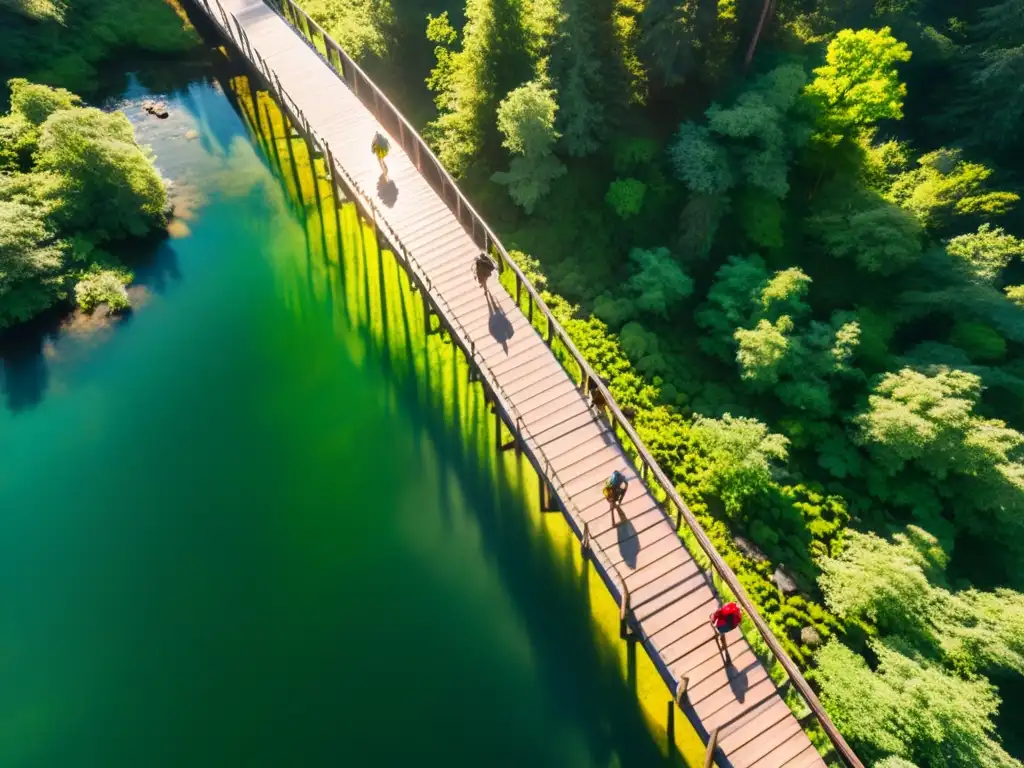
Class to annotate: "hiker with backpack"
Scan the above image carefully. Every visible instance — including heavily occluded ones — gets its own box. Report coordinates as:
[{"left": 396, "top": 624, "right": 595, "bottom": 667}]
[
  {"left": 371, "top": 131, "right": 390, "bottom": 179},
  {"left": 603, "top": 469, "right": 629, "bottom": 526},
  {"left": 710, "top": 601, "right": 742, "bottom": 659},
  {"left": 475, "top": 251, "right": 496, "bottom": 292}
]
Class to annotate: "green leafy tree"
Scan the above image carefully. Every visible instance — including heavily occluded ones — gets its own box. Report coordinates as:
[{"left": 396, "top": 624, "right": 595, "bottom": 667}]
[
  {"left": 735, "top": 316, "right": 793, "bottom": 384},
  {"left": 302, "top": 0, "right": 394, "bottom": 60},
  {"left": 946, "top": 224, "right": 1024, "bottom": 283},
  {"left": 874, "top": 758, "right": 920, "bottom": 768},
  {"left": 950, "top": 320, "right": 1007, "bottom": 363},
  {"left": 706, "top": 63, "right": 811, "bottom": 198},
  {"left": 549, "top": 0, "right": 604, "bottom": 156},
  {"left": 669, "top": 65, "right": 811, "bottom": 254},
  {"left": 856, "top": 368, "right": 1024, "bottom": 544},
  {"left": 35, "top": 106, "right": 167, "bottom": 241},
  {"left": 74, "top": 266, "right": 130, "bottom": 312},
  {"left": 625, "top": 246, "right": 693, "bottom": 317},
  {"left": 696, "top": 253, "right": 772, "bottom": 360},
  {"left": 737, "top": 189, "right": 784, "bottom": 249},
  {"left": 857, "top": 368, "right": 1022, "bottom": 479},
  {"left": 888, "top": 149, "right": 1019, "bottom": 232},
  {"left": 610, "top": 0, "right": 647, "bottom": 105},
  {"left": 949, "top": 0, "right": 1024, "bottom": 152},
  {"left": 1006, "top": 284, "right": 1024, "bottom": 307},
  {"left": 676, "top": 192, "right": 729, "bottom": 259},
  {"left": 0, "top": 112, "right": 37, "bottom": 172},
  {"left": 0, "top": 191, "right": 66, "bottom": 327},
  {"left": 669, "top": 63, "right": 811, "bottom": 198},
  {"left": 492, "top": 80, "right": 566, "bottom": 212},
  {"left": 808, "top": 186, "right": 923, "bottom": 274},
  {"left": 668, "top": 123, "right": 733, "bottom": 195},
  {"left": 0, "top": 0, "right": 197, "bottom": 94},
  {"left": 821, "top": 523, "right": 1024, "bottom": 675},
  {"left": 605, "top": 177, "right": 646, "bottom": 219},
  {"left": 425, "top": 12, "right": 458, "bottom": 109},
  {"left": 940, "top": 588, "right": 1024, "bottom": 677},
  {"left": 639, "top": 0, "right": 698, "bottom": 89},
  {"left": 819, "top": 526, "right": 939, "bottom": 632},
  {"left": 8, "top": 77, "right": 80, "bottom": 125},
  {"left": 3, "top": 0, "right": 65, "bottom": 21},
  {"left": 495, "top": 79, "right": 558, "bottom": 155},
  {"left": 814, "top": 639, "right": 1019, "bottom": 767},
  {"left": 426, "top": 0, "right": 532, "bottom": 177},
  {"left": 690, "top": 413, "right": 789, "bottom": 516},
  {"left": 806, "top": 27, "right": 912, "bottom": 142},
  {"left": 698, "top": 255, "right": 859, "bottom": 415}
]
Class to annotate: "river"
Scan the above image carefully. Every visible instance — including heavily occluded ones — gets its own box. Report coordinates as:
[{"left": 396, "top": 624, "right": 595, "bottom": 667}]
[{"left": 0, "top": 48, "right": 696, "bottom": 768}]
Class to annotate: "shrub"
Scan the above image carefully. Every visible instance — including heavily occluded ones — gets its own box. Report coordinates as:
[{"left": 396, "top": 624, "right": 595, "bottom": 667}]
[{"left": 74, "top": 268, "right": 131, "bottom": 312}]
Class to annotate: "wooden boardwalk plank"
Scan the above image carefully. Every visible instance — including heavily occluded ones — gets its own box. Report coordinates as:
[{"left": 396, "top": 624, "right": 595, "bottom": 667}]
[{"left": 196, "top": 3, "right": 827, "bottom": 766}]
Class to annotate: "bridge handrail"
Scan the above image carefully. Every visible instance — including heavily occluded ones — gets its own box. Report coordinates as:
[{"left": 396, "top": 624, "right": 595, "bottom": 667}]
[{"left": 205, "top": 2, "right": 862, "bottom": 764}]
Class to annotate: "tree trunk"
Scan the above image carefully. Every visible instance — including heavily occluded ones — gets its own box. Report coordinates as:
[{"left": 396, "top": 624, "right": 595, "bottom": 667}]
[{"left": 743, "top": 0, "right": 775, "bottom": 71}]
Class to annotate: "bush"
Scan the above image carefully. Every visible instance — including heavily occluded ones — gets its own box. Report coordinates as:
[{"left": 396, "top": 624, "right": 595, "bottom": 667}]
[
  {"left": 74, "top": 268, "right": 131, "bottom": 313},
  {"left": 605, "top": 177, "right": 647, "bottom": 219},
  {"left": 35, "top": 106, "right": 168, "bottom": 240}
]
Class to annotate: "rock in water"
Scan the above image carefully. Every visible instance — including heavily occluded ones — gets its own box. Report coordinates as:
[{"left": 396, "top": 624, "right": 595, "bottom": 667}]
[{"left": 143, "top": 100, "right": 170, "bottom": 119}]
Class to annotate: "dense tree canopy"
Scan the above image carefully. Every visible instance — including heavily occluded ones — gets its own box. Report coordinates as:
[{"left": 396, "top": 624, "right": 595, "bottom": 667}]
[
  {"left": 0, "top": 0, "right": 197, "bottom": 93},
  {"left": 0, "top": 80, "right": 165, "bottom": 324}
]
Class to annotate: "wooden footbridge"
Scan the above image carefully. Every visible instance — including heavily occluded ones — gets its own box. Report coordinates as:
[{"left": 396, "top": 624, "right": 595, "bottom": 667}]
[{"left": 188, "top": 1, "right": 862, "bottom": 765}]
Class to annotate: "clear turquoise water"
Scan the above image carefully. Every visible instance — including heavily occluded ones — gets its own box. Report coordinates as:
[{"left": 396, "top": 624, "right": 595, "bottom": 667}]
[{"left": 0, "top": 62, "right": 667, "bottom": 767}]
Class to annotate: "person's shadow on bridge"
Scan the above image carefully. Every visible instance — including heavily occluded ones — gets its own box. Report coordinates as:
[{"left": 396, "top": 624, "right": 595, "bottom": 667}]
[
  {"left": 486, "top": 292, "right": 514, "bottom": 354},
  {"left": 377, "top": 174, "right": 398, "bottom": 208}
]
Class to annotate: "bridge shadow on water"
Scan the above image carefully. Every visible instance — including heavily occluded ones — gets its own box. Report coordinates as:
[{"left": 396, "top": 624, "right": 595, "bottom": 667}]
[{"left": 211, "top": 44, "right": 700, "bottom": 768}]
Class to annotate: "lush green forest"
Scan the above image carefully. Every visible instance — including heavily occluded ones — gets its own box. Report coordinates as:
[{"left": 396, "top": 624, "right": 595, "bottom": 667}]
[
  {"left": 0, "top": 0, "right": 198, "bottom": 325},
  {"left": 298, "top": 0, "right": 1024, "bottom": 764},
  {"left": 3, "top": 0, "right": 1023, "bottom": 763}
]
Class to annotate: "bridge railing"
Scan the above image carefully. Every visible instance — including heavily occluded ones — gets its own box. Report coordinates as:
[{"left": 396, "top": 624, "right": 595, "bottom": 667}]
[{"left": 199, "top": 1, "right": 862, "bottom": 764}]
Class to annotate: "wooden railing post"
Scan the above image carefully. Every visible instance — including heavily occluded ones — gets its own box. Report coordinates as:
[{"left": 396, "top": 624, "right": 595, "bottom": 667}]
[
  {"left": 581, "top": 521, "right": 590, "bottom": 558},
  {"left": 704, "top": 727, "right": 720, "bottom": 768},
  {"left": 675, "top": 676, "right": 689, "bottom": 706},
  {"left": 619, "top": 583, "right": 631, "bottom": 639}
]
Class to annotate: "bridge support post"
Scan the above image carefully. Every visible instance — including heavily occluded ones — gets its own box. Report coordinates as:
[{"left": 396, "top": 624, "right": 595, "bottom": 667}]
[
  {"left": 499, "top": 417, "right": 518, "bottom": 452},
  {"left": 324, "top": 144, "right": 341, "bottom": 209},
  {"left": 538, "top": 476, "right": 555, "bottom": 513},
  {"left": 581, "top": 521, "right": 590, "bottom": 559},
  {"left": 619, "top": 584, "right": 632, "bottom": 639}
]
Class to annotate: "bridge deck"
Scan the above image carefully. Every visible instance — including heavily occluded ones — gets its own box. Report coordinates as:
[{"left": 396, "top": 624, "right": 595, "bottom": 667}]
[{"left": 197, "top": 1, "right": 826, "bottom": 765}]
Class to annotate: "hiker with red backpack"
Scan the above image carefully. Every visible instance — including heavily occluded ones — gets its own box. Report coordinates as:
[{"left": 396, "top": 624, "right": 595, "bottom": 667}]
[{"left": 710, "top": 602, "right": 742, "bottom": 658}]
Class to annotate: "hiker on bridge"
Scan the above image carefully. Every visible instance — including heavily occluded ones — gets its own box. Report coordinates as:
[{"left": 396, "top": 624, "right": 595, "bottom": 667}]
[
  {"left": 371, "top": 131, "right": 390, "bottom": 179},
  {"left": 710, "top": 601, "right": 742, "bottom": 659},
  {"left": 604, "top": 469, "right": 628, "bottom": 516},
  {"left": 475, "top": 251, "right": 496, "bottom": 292}
]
